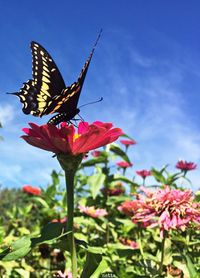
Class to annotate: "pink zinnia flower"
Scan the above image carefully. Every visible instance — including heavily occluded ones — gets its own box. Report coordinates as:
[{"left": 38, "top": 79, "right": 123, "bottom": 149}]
[
  {"left": 118, "top": 200, "right": 148, "bottom": 216},
  {"left": 120, "top": 238, "right": 139, "bottom": 249},
  {"left": 117, "top": 161, "right": 133, "bottom": 169},
  {"left": 79, "top": 205, "right": 107, "bottom": 218},
  {"left": 22, "top": 121, "right": 123, "bottom": 155},
  {"left": 136, "top": 170, "right": 151, "bottom": 179},
  {"left": 176, "top": 160, "right": 197, "bottom": 172},
  {"left": 120, "top": 186, "right": 200, "bottom": 237},
  {"left": 120, "top": 139, "right": 136, "bottom": 146},
  {"left": 22, "top": 185, "right": 41, "bottom": 196},
  {"left": 91, "top": 150, "right": 102, "bottom": 157}
]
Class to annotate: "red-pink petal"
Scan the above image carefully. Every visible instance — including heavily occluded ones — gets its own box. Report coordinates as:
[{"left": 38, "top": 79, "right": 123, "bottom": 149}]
[{"left": 78, "top": 122, "right": 89, "bottom": 134}]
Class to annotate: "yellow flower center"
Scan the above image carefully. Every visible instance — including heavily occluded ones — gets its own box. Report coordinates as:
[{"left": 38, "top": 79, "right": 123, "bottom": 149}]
[{"left": 73, "top": 134, "right": 80, "bottom": 141}]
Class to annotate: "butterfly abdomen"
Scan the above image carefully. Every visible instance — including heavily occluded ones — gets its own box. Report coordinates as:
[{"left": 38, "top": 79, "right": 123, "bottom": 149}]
[{"left": 47, "top": 108, "right": 80, "bottom": 125}]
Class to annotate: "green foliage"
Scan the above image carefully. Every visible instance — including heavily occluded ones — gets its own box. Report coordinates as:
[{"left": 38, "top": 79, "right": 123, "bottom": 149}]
[{"left": 0, "top": 141, "right": 200, "bottom": 277}]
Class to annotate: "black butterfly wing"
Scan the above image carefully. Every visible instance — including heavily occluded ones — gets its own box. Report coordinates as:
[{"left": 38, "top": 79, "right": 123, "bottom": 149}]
[
  {"left": 10, "top": 42, "right": 66, "bottom": 117},
  {"left": 55, "top": 41, "right": 98, "bottom": 115},
  {"left": 12, "top": 79, "right": 38, "bottom": 115},
  {"left": 50, "top": 30, "right": 102, "bottom": 116},
  {"left": 30, "top": 41, "right": 66, "bottom": 116}
]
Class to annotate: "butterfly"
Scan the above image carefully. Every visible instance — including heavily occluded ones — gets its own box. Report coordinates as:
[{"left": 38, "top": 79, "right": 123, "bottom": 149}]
[{"left": 9, "top": 31, "right": 102, "bottom": 125}]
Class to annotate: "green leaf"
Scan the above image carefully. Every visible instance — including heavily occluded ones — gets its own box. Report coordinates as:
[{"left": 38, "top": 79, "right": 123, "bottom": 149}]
[
  {"left": 108, "top": 243, "right": 138, "bottom": 257},
  {"left": 31, "top": 196, "right": 49, "bottom": 209},
  {"left": 15, "top": 268, "right": 31, "bottom": 278},
  {"left": 80, "top": 252, "right": 102, "bottom": 278},
  {"left": 90, "top": 259, "right": 109, "bottom": 278},
  {"left": 80, "top": 253, "right": 108, "bottom": 278},
  {"left": 87, "top": 172, "right": 106, "bottom": 199},
  {"left": 113, "top": 174, "right": 137, "bottom": 187},
  {"left": 81, "top": 157, "right": 108, "bottom": 167},
  {"left": 0, "top": 223, "right": 68, "bottom": 261},
  {"left": 78, "top": 239, "right": 104, "bottom": 254},
  {"left": 106, "top": 195, "right": 129, "bottom": 205},
  {"left": 156, "top": 238, "right": 172, "bottom": 266},
  {"left": 87, "top": 246, "right": 104, "bottom": 254},
  {"left": 151, "top": 168, "right": 167, "bottom": 184},
  {"left": 120, "top": 133, "right": 135, "bottom": 141},
  {"left": 51, "top": 170, "right": 60, "bottom": 186},
  {"left": 195, "top": 190, "right": 200, "bottom": 202},
  {"left": 2, "top": 237, "right": 31, "bottom": 261},
  {"left": 110, "top": 144, "right": 131, "bottom": 163},
  {"left": 173, "top": 261, "right": 190, "bottom": 278},
  {"left": 31, "top": 222, "right": 65, "bottom": 245},
  {"left": 183, "top": 253, "right": 199, "bottom": 278}
]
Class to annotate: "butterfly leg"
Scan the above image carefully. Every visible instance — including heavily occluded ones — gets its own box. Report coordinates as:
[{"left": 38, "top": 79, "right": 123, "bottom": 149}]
[
  {"left": 69, "top": 120, "right": 78, "bottom": 128},
  {"left": 77, "top": 113, "right": 85, "bottom": 122}
]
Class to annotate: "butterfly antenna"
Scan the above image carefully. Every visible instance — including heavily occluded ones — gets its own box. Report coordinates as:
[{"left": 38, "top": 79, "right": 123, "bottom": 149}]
[{"left": 78, "top": 97, "right": 103, "bottom": 109}]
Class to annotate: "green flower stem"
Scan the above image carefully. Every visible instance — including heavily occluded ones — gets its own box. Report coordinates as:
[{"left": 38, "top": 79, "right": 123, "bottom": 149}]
[
  {"left": 159, "top": 230, "right": 166, "bottom": 276},
  {"left": 65, "top": 169, "right": 77, "bottom": 278},
  {"left": 137, "top": 228, "right": 144, "bottom": 258},
  {"left": 57, "top": 153, "right": 83, "bottom": 278},
  {"left": 122, "top": 168, "right": 126, "bottom": 176}
]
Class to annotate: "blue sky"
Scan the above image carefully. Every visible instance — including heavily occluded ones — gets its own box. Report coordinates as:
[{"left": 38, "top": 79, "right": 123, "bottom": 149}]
[{"left": 0, "top": 1, "right": 200, "bottom": 189}]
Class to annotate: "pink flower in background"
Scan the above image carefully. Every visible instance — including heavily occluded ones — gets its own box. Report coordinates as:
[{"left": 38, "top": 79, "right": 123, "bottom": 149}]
[
  {"left": 79, "top": 205, "right": 107, "bottom": 218},
  {"left": 91, "top": 150, "right": 102, "bottom": 157},
  {"left": 128, "top": 186, "right": 200, "bottom": 236},
  {"left": 176, "top": 160, "right": 197, "bottom": 172},
  {"left": 22, "top": 185, "right": 41, "bottom": 196},
  {"left": 120, "top": 238, "right": 139, "bottom": 249},
  {"left": 117, "top": 161, "right": 133, "bottom": 169},
  {"left": 120, "top": 139, "right": 136, "bottom": 146},
  {"left": 136, "top": 170, "right": 152, "bottom": 179},
  {"left": 118, "top": 200, "right": 150, "bottom": 216},
  {"left": 119, "top": 186, "right": 200, "bottom": 237},
  {"left": 22, "top": 121, "right": 123, "bottom": 155}
]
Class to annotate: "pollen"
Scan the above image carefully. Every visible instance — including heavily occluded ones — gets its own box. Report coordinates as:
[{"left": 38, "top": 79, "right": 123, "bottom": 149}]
[{"left": 73, "top": 134, "right": 80, "bottom": 141}]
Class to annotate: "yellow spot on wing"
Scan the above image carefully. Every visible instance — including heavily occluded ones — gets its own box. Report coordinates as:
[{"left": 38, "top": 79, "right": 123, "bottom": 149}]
[
  {"left": 20, "top": 95, "right": 26, "bottom": 101},
  {"left": 41, "top": 89, "right": 51, "bottom": 97},
  {"left": 37, "top": 96, "right": 45, "bottom": 101},
  {"left": 42, "top": 82, "right": 49, "bottom": 91},
  {"left": 43, "top": 61, "right": 48, "bottom": 67},
  {"left": 42, "top": 76, "right": 50, "bottom": 83},
  {"left": 39, "top": 102, "right": 46, "bottom": 109},
  {"left": 43, "top": 71, "right": 50, "bottom": 78},
  {"left": 43, "top": 66, "right": 49, "bottom": 72}
]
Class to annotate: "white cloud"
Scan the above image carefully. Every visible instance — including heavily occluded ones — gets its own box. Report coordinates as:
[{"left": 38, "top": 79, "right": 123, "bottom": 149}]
[{"left": 0, "top": 104, "right": 15, "bottom": 125}]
